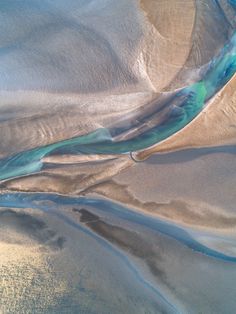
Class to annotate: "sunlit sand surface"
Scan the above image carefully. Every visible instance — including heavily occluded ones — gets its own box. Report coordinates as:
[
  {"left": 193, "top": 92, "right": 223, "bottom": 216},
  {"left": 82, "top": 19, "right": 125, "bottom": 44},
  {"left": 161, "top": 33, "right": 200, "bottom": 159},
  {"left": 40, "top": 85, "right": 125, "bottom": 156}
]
[
  {"left": 134, "top": 75, "right": 236, "bottom": 159},
  {"left": 0, "top": 0, "right": 236, "bottom": 313}
]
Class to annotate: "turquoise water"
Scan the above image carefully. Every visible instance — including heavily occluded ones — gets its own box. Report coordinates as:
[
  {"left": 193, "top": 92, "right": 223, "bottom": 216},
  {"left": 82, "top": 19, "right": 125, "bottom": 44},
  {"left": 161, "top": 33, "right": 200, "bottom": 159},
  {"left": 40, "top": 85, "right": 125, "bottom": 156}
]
[{"left": 0, "top": 32, "right": 236, "bottom": 181}]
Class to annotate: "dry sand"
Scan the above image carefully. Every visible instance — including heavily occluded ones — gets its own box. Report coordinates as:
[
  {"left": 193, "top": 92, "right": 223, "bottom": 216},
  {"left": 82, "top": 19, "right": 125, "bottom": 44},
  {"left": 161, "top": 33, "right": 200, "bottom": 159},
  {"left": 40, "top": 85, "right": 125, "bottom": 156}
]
[{"left": 140, "top": 0, "right": 196, "bottom": 91}]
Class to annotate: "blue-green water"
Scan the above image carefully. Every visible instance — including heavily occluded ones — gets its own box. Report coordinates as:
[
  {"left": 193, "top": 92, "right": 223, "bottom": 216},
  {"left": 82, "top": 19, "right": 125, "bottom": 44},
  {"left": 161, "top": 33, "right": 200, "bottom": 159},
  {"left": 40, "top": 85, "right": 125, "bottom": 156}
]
[{"left": 0, "top": 32, "right": 235, "bottom": 181}]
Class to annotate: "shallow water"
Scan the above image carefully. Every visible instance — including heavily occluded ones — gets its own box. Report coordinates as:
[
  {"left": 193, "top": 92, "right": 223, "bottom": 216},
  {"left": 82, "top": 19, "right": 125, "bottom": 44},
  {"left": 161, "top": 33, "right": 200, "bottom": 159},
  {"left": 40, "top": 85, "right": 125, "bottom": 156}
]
[{"left": 1, "top": 1, "right": 236, "bottom": 313}]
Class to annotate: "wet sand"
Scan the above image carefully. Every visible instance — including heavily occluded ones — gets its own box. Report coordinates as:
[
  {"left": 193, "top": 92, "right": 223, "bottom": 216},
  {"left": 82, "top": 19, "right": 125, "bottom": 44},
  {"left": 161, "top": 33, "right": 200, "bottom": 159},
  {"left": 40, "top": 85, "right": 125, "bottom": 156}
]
[{"left": 0, "top": 0, "right": 236, "bottom": 313}]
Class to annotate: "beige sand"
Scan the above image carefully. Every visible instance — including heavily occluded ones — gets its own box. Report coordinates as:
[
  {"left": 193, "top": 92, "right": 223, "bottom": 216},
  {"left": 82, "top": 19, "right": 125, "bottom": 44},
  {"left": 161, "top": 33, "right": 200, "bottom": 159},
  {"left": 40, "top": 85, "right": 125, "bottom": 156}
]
[
  {"left": 134, "top": 75, "right": 236, "bottom": 160},
  {"left": 140, "top": 0, "right": 196, "bottom": 91}
]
